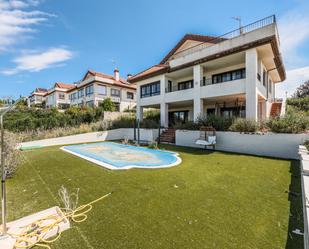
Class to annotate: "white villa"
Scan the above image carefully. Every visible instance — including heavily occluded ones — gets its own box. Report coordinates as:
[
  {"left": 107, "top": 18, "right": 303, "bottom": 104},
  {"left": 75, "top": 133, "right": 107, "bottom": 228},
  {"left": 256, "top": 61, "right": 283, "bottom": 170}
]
[
  {"left": 45, "top": 82, "right": 75, "bottom": 109},
  {"left": 68, "top": 69, "right": 136, "bottom": 111},
  {"left": 28, "top": 88, "right": 48, "bottom": 107},
  {"left": 129, "top": 15, "right": 286, "bottom": 127}
]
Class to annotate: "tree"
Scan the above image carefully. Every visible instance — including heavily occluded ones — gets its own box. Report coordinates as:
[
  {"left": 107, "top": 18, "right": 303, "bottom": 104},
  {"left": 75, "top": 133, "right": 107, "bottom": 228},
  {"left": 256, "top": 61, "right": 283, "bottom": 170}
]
[
  {"left": 293, "top": 80, "right": 309, "bottom": 98},
  {"left": 99, "top": 98, "right": 116, "bottom": 112}
]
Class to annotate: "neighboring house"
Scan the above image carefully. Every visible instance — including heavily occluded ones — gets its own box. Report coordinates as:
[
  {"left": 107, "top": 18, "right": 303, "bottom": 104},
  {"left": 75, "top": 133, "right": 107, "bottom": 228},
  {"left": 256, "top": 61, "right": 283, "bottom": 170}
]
[
  {"left": 68, "top": 69, "right": 136, "bottom": 111},
  {"left": 28, "top": 88, "right": 48, "bottom": 107},
  {"left": 129, "top": 15, "right": 286, "bottom": 127},
  {"left": 45, "top": 82, "right": 76, "bottom": 109}
]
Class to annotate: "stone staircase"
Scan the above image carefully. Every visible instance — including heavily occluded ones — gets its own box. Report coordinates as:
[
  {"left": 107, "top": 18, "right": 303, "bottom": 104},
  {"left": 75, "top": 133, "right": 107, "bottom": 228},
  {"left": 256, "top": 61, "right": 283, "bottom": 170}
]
[
  {"left": 159, "top": 128, "right": 176, "bottom": 144},
  {"left": 270, "top": 102, "right": 282, "bottom": 118}
]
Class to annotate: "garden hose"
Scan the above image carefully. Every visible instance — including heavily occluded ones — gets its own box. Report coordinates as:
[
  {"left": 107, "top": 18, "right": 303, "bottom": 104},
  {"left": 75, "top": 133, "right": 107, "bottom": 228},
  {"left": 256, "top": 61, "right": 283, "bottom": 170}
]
[{"left": 4, "top": 192, "right": 112, "bottom": 249}]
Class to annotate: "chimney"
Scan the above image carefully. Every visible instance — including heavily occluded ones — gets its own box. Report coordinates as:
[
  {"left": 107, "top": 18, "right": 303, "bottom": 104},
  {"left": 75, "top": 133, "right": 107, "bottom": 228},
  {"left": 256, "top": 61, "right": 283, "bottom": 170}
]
[
  {"left": 127, "top": 74, "right": 132, "bottom": 79},
  {"left": 114, "top": 68, "right": 119, "bottom": 81}
]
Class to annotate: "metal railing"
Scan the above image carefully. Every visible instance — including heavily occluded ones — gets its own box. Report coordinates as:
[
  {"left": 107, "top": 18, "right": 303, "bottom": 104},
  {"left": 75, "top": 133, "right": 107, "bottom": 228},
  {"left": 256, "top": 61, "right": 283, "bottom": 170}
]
[
  {"left": 170, "top": 15, "right": 276, "bottom": 60},
  {"left": 165, "top": 85, "right": 194, "bottom": 93}
]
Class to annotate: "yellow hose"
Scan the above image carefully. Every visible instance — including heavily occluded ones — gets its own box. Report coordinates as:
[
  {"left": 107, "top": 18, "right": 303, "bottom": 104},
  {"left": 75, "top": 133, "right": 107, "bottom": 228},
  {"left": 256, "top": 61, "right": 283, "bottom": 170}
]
[{"left": 5, "top": 192, "right": 112, "bottom": 249}]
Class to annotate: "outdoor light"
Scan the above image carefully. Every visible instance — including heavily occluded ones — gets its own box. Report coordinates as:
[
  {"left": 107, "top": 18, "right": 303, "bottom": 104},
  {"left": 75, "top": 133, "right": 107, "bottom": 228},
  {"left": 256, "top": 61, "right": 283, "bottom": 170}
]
[{"left": 0, "top": 97, "right": 25, "bottom": 237}]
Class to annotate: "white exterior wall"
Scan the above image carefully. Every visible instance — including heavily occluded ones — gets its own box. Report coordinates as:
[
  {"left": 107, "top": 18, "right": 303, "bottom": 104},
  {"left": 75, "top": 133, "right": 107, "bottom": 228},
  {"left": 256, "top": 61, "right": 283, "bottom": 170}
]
[
  {"left": 176, "top": 130, "right": 309, "bottom": 159},
  {"left": 69, "top": 82, "right": 136, "bottom": 111},
  {"left": 20, "top": 128, "right": 159, "bottom": 148}
]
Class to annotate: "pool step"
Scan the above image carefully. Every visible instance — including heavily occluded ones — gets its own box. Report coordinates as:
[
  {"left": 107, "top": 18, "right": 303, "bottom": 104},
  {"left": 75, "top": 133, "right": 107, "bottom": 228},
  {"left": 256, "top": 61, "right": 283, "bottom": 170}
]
[{"left": 159, "top": 128, "right": 176, "bottom": 144}]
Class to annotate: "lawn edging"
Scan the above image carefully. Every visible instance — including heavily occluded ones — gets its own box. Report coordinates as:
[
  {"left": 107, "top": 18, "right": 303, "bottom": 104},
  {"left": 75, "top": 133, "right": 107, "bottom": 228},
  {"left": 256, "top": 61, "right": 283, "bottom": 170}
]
[
  {"left": 300, "top": 145, "right": 309, "bottom": 249},
  {"left": 176, "top": 130, "right": 309, "bottom": 159}
]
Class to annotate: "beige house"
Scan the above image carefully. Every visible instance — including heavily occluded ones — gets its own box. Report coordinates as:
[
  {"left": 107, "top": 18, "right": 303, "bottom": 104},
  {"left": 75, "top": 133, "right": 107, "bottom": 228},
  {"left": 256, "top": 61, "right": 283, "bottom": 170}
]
[
  {"left": 129, "top": 15, "right": 286, "bottom": 127},
  {"left": 68, "top": 69, "right": 136, "bottom": 111},
  {"left": 45, "top": 82, "right": 75, "bottom": 109},
  {"left": 28, "top": 88, "right": 48, "bottom": 107}
]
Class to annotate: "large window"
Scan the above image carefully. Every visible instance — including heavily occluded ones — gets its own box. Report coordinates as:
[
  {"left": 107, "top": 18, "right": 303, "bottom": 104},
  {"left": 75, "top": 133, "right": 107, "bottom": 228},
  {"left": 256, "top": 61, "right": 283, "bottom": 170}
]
[
  {"left": 220, "top": 106, "right": 245, "bottom": 118},
  {"left": 58, "top": 93, "right": 65, "bottom": 100},
  {"left": 127, "top": 92, "right": 134, "bottom": 99},
  {"left": 78, "top": 88, "right": 84, "bottom": 98},
  {"left": 69, "top": 92, "right": 77, "bottom": 101},
  {"left": 268, "top": 79, "right": 272, "bottom": 93},
  {"left": 111, "top": 88, "right": 120, "bottom": 97},
  {"left": 178, "top": 80, "right": 193, "bottom": 90},
  {"left": 140, "top": 81, "right": 160, "bottom": 98},
  {"left": 212, "top": 68, "right": 246, "bottom": 84},
  {"left": 85, "top": 85, "right": 94, "bottom": 96},
  {"left": 168, "top": 111, "right": 189, "bottom": 126},
  {"left": 97, "top": 85, "right": 106, "bottom": 95}
]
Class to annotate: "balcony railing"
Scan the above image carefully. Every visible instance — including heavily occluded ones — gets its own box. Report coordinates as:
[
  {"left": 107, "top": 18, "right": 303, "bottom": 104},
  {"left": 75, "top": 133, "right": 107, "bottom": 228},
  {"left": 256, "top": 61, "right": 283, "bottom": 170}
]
[
  {"left": 170, "top": 15, "right": 276, "bottom": 60},
  {"left": 165, "top": 85, "right": 194, "bottom": 93}
]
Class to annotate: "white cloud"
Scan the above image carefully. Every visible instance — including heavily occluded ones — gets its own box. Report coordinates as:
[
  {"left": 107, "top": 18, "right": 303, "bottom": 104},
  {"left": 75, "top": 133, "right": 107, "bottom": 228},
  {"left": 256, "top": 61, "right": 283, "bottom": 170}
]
[
  {"left": 276, "top": 66, "right": 309, "bottom": 98},
  {"left": 1, "top": 47, "right": 74, "bottom": 75},
  {"left": 0, "top": 0, "right": 54, "bottom": 51}
]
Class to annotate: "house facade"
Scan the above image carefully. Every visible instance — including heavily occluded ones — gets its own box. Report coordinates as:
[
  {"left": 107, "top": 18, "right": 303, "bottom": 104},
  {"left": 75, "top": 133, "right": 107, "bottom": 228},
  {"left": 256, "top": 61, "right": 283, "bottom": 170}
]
[
  {"left": 28, "top": 88, "right": 48, "bottom": 107},
  {"left": 68, "top": 69, "right": 136, "bottom": 111},
  {"left": 45, "top": 82, "right": 75, "bottom": 109},
  {"left": 129, "top": 15, "right": 286, "bottom": 127}
]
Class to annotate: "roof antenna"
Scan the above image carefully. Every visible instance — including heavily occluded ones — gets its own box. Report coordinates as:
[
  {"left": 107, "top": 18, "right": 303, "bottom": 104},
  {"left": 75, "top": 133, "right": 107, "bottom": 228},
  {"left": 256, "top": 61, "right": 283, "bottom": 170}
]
[
  {"left": 232, "top": 16, "right": 243, "bottom": 34},
  {"left": 110, "top": 59, "right": 118, "bottom": 70}
]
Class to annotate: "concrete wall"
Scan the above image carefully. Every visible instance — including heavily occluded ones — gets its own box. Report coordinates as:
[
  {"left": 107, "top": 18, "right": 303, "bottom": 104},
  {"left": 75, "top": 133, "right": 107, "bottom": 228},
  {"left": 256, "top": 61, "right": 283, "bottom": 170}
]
[
  {"left": 176, "top": 130, "right": 309, "bottom": 159},
  {"left": 20, "top": 128, "right": 159, "bottom": 148},
  {"left": 300, "top": 146, "right": 309, "bottom": 249}
]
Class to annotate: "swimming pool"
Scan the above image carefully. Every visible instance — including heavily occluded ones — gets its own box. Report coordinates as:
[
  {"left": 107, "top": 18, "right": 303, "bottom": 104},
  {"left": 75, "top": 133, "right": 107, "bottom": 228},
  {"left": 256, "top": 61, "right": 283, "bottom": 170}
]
[{"left": 61, "top": 142, "right": 182, "bottom": 170}]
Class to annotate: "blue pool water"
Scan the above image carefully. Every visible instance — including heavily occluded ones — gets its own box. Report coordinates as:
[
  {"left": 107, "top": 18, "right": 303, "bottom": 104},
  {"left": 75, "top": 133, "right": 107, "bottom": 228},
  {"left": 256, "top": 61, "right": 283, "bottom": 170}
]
[{"left": 61, "top": 142, "right": 181, "bottom": 170}]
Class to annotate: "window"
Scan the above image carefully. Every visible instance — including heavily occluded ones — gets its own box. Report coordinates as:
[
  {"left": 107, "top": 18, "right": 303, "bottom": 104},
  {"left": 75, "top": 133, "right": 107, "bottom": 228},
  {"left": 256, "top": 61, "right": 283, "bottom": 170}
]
[
  {"left": 140, "top": 81, "right": 160, "bottom": 98},
  {"left": 127, "top": 92, "right": 134, "bottom": 99},
  {"left": 97, "top": 85, "right": 106, "bottom": 95},
  {"left": 58, "top": 93, "right": 65, "bottom": 100},
  {"left": 78, "top": 89, "right": 84, "bottom": 98},
  {"left": 86, "top": 100, "right": 94, "bottom": 107},
  {"left": 263, "top": 69, "right": 267, "bottom": 87},
  {"left": 168, "top": 111, "right": 189, "bottom": 125},
  {"left": 69, "top": 92, "right": 77, "bottom": 101},
  {"left": 212, "top": 68, "right": 246, "bottom": 84},
  {"left": 178, "top": 80, "right": 193, "bottom": 90},
  {"left": 220, "top": 106, "right": 245, "bottom": 118},
  {"left": 111, "top": 88, "right": 120, "bottom": 97},
  {"left": 85, "top": 85, "right": 94, "bottom": 96},
  {"left": 268, "top": 79, "right": 272, "bottom": 93}
]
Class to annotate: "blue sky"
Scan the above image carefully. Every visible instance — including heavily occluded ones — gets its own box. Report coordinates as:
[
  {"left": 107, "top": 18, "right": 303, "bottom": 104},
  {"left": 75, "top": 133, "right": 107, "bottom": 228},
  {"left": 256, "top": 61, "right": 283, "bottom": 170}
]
[{"left": 1, "top": 0, "right": 309, "bottom": 98}]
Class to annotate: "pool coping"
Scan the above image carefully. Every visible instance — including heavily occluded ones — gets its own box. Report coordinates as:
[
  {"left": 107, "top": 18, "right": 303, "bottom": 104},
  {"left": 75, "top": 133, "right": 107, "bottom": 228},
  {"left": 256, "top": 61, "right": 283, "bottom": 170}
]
[{"left": 60, "top": 142, "right": 182, "bottom": 170}]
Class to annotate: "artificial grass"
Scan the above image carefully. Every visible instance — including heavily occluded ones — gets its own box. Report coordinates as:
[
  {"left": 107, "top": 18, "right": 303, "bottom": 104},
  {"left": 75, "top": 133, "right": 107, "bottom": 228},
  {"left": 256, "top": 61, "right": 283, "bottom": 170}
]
[{"left": 2, "top": 144, "right": 303, "bottom": 249}]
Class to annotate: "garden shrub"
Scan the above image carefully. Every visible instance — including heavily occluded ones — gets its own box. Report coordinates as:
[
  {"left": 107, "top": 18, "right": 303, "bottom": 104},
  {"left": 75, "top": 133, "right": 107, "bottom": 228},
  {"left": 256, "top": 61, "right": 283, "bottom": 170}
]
[
  {"left": 229, "top": 118, "right": 259, "bottom": 133},
  {"left": 266, "top": 111, "right": 309, "bottom": 133},
  {"left": 98, "top": 98, "right": 116, "bottom": 112},
  {"left": 197, "top": 114, "right": 234, "bottom": 131}
]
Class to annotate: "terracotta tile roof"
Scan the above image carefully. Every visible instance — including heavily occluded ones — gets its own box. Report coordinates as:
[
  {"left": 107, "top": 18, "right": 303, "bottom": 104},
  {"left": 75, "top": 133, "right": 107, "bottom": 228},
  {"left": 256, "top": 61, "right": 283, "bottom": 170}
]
[
  {"left": 81, "top": 70, "right": 136, "bottom": 90},
  {"left": 35, "top": 88, "right": 48, "bottom": 93},
  {"left": 128, "top": 64, "right": 169, "bottom": 83},
  {"left": 54, "top": 82, "right": 76, "bottom": 89},
  {"left": 160, "top": 33, "right": 220, "bottom": 64},
  {"left": 128, "top": 33, "right": 220, "bottom": 83}
]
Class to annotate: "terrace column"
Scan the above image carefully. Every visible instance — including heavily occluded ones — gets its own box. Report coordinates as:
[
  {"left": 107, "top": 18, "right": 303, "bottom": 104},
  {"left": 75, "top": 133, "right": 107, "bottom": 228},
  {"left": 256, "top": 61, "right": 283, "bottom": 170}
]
[
  {"left": 245, "top": 49, "right": 258, "bottom": 121},
  {"left": 160, "top": 103, "right": 168, "bottom": 127},
  {"left": 193, "top": 65, "right": 204, "bottom": 121},
  {"left": 160, "top": 75, "right": 168, "bottom": 127}
]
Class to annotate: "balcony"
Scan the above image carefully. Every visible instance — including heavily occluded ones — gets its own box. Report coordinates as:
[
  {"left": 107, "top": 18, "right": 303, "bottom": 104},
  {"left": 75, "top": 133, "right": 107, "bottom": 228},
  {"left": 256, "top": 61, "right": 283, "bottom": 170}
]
[
  {"left": 169, "top": 15, "right": 278, "bottom": 68},
  {"left": 165, "top": 84, "right": 194, "bottom": 93}
]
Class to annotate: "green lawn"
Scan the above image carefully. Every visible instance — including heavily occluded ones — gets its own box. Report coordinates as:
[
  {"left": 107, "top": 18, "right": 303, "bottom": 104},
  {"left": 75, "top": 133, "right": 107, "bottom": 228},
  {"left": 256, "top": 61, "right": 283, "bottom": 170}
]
[{"left": 3, "top": 144, "right": 303, "bottom": 249}]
